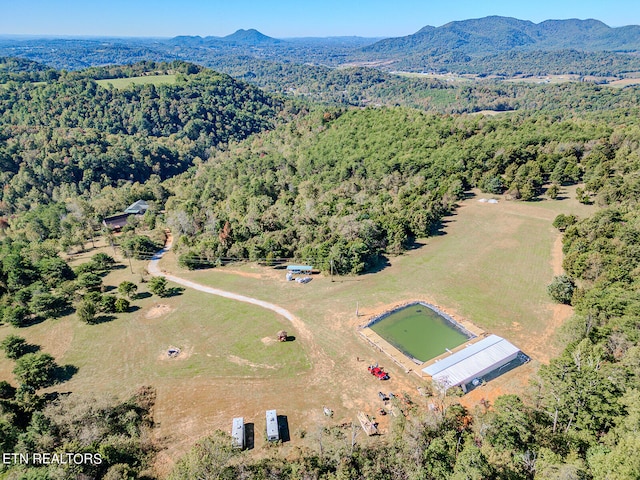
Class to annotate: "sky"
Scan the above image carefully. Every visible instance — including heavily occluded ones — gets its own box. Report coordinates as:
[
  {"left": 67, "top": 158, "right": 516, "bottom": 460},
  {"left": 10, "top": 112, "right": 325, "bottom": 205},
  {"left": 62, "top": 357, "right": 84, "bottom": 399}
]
[{"left": 1, "top": 0, "right": 639, "bottom": 38}]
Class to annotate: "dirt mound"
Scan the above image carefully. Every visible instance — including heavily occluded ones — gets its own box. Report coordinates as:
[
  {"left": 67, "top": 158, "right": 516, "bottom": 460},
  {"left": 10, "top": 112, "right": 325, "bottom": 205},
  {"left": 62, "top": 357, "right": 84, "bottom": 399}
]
[{"left": 146, "top": 304, "right": 173, "bottom": 319}]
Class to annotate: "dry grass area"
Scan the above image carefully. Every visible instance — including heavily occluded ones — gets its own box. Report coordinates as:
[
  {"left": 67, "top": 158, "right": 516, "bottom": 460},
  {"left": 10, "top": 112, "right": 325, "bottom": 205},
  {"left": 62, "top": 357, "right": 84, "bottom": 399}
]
[
  {"left": 0, "top": 185, "right": 596, "bottom": 474},
  {"left": 608, "top": 77, "right": 640, "bottom": 88}
]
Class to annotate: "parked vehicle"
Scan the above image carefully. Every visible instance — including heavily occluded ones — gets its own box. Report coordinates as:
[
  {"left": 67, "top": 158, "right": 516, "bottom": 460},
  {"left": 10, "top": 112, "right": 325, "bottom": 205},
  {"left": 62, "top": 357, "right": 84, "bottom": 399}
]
[{"left": 368, "top": 365, "right": 389, "bottom": 380}]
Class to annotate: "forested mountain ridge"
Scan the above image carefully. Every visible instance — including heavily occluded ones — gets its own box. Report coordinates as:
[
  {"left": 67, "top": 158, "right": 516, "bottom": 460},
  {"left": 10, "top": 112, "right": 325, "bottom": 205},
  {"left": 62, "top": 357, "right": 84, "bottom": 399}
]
[
  {"left": 365, "top": 16, "right": 640, "bottom": 57},
  {"left": 2, "top": 17, "right": 640, "bottom": 78},
  {"left": 170, "top": 28, "right": 282, "bottom": 47},
  {"left": 0, "top": 61, "right": 283, "bottom": 213},
  {"left": 4, "top": 57, "right": 640, "bottom": 116}
]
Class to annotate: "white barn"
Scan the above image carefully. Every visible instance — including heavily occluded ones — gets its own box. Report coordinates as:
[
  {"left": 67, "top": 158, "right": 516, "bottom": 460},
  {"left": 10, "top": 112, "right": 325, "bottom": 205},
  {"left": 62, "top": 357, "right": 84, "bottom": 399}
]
[{"left": 422, "top": 335, "right": 520, "bottom": 392}]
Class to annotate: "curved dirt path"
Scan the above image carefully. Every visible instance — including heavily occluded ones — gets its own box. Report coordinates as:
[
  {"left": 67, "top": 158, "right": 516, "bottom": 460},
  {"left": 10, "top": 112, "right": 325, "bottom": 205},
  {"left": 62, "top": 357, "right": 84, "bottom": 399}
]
[{"left": 148, "top": 238, "right": 315, "bottom": 349}]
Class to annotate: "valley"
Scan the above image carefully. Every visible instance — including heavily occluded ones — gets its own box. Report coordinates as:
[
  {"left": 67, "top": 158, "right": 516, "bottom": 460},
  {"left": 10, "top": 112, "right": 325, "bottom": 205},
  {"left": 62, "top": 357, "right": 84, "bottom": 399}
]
[{"left": 1, "top": 13, "right": 640, "bottom": 478}]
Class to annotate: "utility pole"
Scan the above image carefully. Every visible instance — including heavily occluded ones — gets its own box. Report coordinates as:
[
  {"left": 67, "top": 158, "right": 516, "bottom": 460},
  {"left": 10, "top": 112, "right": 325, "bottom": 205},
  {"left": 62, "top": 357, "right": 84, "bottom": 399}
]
[
  {"left": 330, "top": 258, "right": 334, "bottom": 282},
  {"left": 124, "top": 249, "right": 133, "bottom": 274}
]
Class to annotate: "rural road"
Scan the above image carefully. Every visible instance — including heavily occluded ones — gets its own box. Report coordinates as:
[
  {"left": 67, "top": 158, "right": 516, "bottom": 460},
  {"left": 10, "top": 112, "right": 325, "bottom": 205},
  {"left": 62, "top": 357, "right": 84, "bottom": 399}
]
[{"left": 147, "top": 237, "right": 314, "bottom": 345}]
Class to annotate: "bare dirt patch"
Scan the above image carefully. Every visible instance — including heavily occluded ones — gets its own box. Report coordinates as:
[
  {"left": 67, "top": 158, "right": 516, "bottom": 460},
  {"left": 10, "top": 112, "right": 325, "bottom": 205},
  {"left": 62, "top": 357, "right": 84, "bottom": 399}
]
[
  {"left": 146, "top": 304, "right": 173, "bottom": 319},
  {"left": 157, "top": 345, "right": 193, "bottom": 361},
  {"left": 227, "top": 354, "right": 276, "bottom": 370}
]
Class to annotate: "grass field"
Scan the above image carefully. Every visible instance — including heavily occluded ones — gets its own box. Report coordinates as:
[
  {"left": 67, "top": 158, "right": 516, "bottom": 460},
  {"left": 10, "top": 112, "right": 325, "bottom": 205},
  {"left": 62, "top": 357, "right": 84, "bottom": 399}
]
[
  {"left": 167, "top": 185, "right": 594, "bottom": 362},
  {"left": 0, "top": 185, "right": 595, "bottom": 470},
  {"left": 95, "top": 74, "right": 177, "bottom": 89}
]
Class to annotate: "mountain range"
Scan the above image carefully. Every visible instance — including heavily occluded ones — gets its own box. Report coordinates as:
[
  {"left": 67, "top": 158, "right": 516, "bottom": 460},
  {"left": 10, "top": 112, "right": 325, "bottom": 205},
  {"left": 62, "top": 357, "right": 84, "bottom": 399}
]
[
  {"left": 364, "top": 16, "right": 640, "bottom": 57},
  {"left": 1, "top": 16, "right": 640, "bottom": 76}
]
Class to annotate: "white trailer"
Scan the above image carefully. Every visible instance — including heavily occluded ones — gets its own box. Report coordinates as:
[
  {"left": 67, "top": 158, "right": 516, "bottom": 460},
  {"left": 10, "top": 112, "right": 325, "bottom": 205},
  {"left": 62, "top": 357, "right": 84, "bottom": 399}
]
[
  {"left": 266, "top": 409, "right": 279, "bottom": 441},
  {"left": 231, "top": 417, "right": 245, "bottom": 449}
]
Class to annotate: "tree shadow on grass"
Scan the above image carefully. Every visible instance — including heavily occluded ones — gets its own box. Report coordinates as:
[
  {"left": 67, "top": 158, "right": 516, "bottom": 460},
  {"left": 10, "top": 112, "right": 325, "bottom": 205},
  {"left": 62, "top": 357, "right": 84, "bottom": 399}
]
[
  {"left": 430, "top": 218, "right": 452, "bottom": 237},
  {"left": 53, "top": 364, "right": 78, "bottom": 384},
  {"left": 163, "top": 287, "right": 185, "bottom": 298},
  {"left": 23, "top": 343, "right": 41, "bottom": 355},
  {"left": 17, "top": 316, "right": 47, "bottom": 328},
  {"left": 43, "top": 391, "right": 72, "bottom": 403},
  {"left": 136, "top": 291, "right": 152, "bottom": 300},
  {"left": 363, "top": 255, "right": 391, "bottom": 275},
  {"left": 89, "top": 314, "right": 117, "bottom": 325}
]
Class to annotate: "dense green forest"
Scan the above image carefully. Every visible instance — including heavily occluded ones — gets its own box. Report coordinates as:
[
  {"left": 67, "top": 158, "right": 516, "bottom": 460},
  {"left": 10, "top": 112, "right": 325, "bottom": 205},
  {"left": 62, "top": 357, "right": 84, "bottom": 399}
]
[
  {"left": 165, "top": 105, "right": 639, "bottom": 273},
  {"left": 0, "top": 61, "right": 282, "bottom": 213},
  {"left": 1, "top": 59, "right": 640, "bottom": 478}
]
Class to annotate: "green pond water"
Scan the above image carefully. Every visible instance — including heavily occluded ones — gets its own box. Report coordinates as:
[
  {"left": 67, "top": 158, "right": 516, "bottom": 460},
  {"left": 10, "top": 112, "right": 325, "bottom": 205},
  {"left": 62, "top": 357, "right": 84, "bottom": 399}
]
[{"left": 370, "top": 304, "right": 470, "bottom": 362}]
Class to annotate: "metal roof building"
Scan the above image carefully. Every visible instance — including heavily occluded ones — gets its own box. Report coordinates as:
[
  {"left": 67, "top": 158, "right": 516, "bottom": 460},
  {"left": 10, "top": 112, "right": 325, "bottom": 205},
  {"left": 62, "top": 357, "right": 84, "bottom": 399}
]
[
  {"left": 421, "top": 335, "right": 520, "bottom": 392},
  {"left": 286, "top": 265, "right": 313, "bottom": 273}
]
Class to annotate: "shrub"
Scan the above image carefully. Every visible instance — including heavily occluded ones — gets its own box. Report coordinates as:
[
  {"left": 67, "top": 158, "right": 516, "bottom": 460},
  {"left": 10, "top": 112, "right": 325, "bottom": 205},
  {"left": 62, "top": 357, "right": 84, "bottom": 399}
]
[
  {"left": 100, "top": 295, "right": 118, "bottom": 313},
  {"left": 114, "top": 298, "right": 130, "bottom": 313},
  {"left": 148, "top": 277, "right": 168, "bottom": 297},
  {"left": 13, "top": 352, "right": 57, "bottom": 389},
  {"left": 1, "top": 335, "right": 31, "bottom": 360},
  {"left": 552, "top": 213, "right": 577, "bottom": 231},
  {"left": 3, "top": 305, "right": 31, "bottom": 327},
  {"left": 77, "top": 299, "right": 97, "bottom": 324},
  {"left": 547, "top": 275, "right": 576, "bottom": 304}
]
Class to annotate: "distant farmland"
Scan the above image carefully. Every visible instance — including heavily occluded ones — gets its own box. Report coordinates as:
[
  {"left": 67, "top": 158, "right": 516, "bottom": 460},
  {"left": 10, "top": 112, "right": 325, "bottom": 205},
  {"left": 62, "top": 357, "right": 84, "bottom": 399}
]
[{"left": 96, "top": 74, "right": 177, "bottom": 89}]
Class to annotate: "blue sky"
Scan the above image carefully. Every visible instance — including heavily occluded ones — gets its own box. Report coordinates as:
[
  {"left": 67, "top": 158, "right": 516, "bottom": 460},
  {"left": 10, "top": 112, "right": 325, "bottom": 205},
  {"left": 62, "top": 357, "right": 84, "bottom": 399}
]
[{"left": 2, "top": 0, "right": 639, "bottom": 38}]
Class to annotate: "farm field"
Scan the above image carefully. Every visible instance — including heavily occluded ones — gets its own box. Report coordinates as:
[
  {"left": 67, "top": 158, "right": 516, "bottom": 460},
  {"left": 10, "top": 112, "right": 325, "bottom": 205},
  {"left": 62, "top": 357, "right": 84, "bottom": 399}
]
[
  {"left": 95, "top": 74, "right": 177, "bottom": 89},
  {"left": 608, "top": 77, "right": 640, "bottom": 87},
  {"left": 0, "top": 185, "right": 595, "bottom": 471}
]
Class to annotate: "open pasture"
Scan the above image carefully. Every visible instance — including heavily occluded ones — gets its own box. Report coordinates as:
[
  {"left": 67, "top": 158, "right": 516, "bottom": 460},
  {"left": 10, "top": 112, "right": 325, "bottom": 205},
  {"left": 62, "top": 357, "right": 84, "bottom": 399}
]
[
  {"left": 0, "top": 185, "right": 595, "bottom": 467},
  {"left": 95, "top": 74, "right": 177, "bottom": 89}
]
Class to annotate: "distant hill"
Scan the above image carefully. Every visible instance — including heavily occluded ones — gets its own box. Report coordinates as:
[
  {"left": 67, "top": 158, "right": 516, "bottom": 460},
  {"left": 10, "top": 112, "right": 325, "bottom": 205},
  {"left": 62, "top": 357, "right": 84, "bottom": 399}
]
[
  {"left": 2, "top": 19, "right": 640, "bottom": 77},
  {"left": 364, "top": 16, "right": 640, "bottom": 57},
  {"left": 222, "top": 28, "right": 281, "bottom": 45},
  {"left": 167, "top": 29, "right": 281, "bottom": 47}
]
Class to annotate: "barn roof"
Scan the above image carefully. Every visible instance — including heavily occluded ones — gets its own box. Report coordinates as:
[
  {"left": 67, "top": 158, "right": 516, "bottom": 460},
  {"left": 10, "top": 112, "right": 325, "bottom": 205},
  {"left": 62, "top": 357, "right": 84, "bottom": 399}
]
[
  {"left": 422, "top": 334, "right": 520, "bottom": 390},
  {"left": 124, "top": 199, "right": 149, "bottom": 214},
  {"left": 102, "top": 213, "right": 131, "bottom": 230}
]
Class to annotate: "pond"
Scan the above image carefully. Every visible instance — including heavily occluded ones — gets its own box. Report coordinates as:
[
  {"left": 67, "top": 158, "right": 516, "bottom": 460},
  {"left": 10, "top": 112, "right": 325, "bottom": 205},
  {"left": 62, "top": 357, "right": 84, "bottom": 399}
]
[{"left": 369, "top": 303, "right": 473, "bottom": 363}]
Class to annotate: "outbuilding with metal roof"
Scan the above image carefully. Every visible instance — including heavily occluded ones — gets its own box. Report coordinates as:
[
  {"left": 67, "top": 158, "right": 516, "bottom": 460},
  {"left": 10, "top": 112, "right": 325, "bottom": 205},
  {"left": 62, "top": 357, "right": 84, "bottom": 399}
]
[{"left": 421, "top": 334, "right": 520, "bottom": 392}]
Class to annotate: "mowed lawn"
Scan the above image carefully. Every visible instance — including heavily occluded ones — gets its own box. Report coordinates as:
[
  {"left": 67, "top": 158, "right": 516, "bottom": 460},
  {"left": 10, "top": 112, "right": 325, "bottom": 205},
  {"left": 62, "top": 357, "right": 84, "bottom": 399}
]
[
  {"left": 0, "top": 250, "right": 310, "bottom": 397},
  {"left": 95, "top": 74, "right": 177, "bottom": 89}
]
